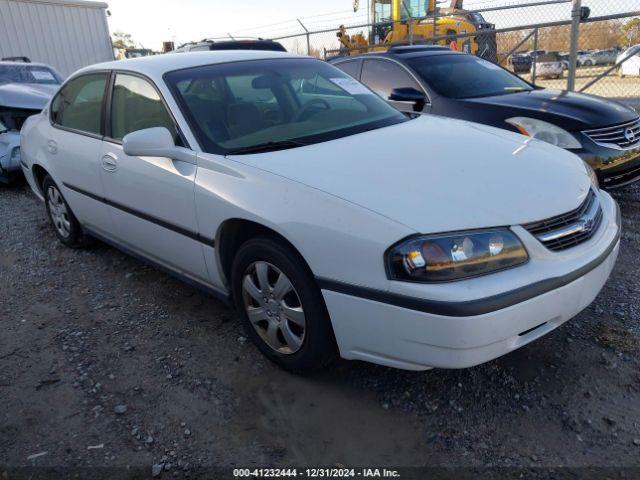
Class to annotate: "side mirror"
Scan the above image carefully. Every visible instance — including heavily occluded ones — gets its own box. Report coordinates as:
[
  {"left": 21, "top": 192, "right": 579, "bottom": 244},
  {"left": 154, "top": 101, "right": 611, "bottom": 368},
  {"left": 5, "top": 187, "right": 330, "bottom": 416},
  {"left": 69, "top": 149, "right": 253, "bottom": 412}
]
[
  {"left": 123, "top": 127, "right": 194, "bottom": 163},
  {"left": 389, "top": 87, "right": 427, "bottom": 112}
]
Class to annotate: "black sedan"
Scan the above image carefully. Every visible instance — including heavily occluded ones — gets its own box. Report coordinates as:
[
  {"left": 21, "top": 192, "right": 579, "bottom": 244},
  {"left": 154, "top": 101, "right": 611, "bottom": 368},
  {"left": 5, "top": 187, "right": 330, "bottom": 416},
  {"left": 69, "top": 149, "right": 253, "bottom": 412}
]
[{"left": 329, "top": 46, "right": 640, "bottom": 189}]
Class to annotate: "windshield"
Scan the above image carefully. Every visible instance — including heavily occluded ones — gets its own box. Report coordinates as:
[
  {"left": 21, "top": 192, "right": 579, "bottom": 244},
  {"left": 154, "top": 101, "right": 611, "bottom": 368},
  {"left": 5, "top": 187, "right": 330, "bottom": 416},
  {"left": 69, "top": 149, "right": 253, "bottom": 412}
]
[
  {"left": 537, "top": 53, "right": 561, "bottom": 62},
  {"left": 407, "top": 54, "right": 533, "bottom": 99},
  {"left": 0, "top": 64, "right": 61, "bottom": 85},
  {"left": 165, "top": 58, "right": 407, "bottom": 155},
  {"left": 624, "top": 45, "right": 640, "bottom": 57}
]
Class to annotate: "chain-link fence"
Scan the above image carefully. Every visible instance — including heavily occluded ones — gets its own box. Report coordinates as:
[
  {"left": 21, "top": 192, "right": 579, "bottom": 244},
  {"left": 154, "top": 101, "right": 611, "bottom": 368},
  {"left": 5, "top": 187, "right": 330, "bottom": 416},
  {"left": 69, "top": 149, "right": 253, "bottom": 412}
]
[{"left": 243, "top": 1, "right": 640, "bottom": 109}]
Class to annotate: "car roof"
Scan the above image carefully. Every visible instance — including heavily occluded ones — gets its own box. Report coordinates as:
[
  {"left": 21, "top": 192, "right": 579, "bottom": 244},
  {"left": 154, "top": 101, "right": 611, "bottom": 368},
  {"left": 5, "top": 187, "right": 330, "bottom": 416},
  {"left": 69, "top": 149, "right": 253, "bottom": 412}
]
[
  {"left": 329, "top": 48, "right": 462, "bottom": 63},
  {"left": 0, "top": 60, "right": 57, "bottom": 69},
  {"left": 75, "top": 51, "right": 308, "bottom": 80}
]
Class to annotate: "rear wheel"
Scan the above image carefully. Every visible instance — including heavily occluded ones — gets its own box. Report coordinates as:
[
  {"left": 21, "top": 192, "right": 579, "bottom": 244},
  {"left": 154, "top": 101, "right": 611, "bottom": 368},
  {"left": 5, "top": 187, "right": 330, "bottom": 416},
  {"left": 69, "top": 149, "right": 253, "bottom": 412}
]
[
  {"left": 43, "top": 175, "right": 91, "bottom": 248},
  {"left": 231, "top": 236, "right": 337, "bottom": 373}
]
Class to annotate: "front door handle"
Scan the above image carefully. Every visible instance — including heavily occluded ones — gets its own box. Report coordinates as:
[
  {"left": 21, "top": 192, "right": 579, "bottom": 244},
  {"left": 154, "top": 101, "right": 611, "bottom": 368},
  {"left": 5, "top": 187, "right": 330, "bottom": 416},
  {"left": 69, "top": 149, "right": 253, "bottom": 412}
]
[
  {"left": 102, "top": 153, "right": 118, "bottom": 172},
  {"left": 47, "top": 140, "right": 58, "bottom": 154}
]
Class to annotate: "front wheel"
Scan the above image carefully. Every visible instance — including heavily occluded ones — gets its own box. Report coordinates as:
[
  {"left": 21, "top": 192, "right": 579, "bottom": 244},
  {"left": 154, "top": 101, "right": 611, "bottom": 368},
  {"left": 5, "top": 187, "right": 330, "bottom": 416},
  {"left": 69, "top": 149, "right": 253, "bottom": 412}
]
[{"left": 231, "top": 236, "right": 338, "bottom": 373}]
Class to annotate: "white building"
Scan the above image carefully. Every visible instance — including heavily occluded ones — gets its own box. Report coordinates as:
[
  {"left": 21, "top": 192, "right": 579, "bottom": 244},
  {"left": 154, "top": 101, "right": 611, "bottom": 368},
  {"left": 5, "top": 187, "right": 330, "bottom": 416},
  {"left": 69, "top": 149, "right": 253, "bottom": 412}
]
[{"left": 0, "top": 0, "right": 114, "bottom": 77}]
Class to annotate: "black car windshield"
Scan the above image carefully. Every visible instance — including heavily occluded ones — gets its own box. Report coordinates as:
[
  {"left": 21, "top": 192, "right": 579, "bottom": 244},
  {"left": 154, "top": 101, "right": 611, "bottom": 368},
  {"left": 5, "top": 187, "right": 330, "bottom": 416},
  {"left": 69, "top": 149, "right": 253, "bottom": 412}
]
[
  {"left": 406, "top": 54, "right": 533, "bottom": 99},
  {"left": 165, "top": 58, "right": 407, "bottom": 155},
  {"left": 0, "top": 64, "right": 61, "bottom": 85}
]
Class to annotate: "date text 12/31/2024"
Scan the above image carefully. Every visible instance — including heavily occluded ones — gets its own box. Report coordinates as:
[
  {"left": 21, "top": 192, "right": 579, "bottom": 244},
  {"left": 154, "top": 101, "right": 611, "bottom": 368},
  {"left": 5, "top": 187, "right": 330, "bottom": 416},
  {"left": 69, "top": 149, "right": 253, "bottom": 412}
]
[{"left": 233, "top": 468, "right": 401, "bottom": 478}]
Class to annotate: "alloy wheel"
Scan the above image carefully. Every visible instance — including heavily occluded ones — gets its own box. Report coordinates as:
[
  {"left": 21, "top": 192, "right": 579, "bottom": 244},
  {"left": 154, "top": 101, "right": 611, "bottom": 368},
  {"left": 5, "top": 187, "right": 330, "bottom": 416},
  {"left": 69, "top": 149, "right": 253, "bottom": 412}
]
[
  {"left": 47, "top": 185, "right": 71, "bottom": 238},
  {"left": 241, "top": 261, "right": 306, "bottom": 354}
]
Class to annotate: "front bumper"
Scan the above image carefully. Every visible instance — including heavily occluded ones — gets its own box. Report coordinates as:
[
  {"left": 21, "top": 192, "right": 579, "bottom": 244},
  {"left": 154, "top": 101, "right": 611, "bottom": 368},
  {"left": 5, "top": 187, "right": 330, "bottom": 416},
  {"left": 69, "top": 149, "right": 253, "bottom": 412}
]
[
  {"left": 580, "top": 143, "right": 640, "bottom": 190},
  {"left": 321, "top": 192, "right": 620, "bottom": 371}
]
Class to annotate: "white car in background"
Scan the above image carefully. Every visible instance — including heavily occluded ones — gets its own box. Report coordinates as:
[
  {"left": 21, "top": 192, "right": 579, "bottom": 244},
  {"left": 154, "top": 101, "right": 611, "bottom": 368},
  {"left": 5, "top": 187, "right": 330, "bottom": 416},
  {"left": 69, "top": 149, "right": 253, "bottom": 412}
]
[
  {"left": 535, "top": 52, "right": 564, "bottom": 79},
  {"left": 20, "top": 51, "right": 620, "bottom": 372},
  {"left": 618, "top": 45, "right": 640, "bottom": 77}
]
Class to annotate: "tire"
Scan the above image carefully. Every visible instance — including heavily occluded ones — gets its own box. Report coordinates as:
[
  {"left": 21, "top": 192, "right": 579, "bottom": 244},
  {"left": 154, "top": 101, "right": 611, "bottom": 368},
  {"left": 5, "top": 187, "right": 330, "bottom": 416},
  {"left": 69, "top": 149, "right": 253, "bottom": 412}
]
[
  {"left": 231, "top": 236, "right": 338, "bottom": 373},
  {"left": 42, "top": 175, "right": 91, "bottom": 248}
]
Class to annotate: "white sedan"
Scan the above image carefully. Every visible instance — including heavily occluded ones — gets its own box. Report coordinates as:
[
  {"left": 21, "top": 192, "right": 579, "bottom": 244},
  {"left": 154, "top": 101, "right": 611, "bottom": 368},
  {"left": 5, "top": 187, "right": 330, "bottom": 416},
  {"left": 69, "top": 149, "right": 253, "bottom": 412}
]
[
  {"left": 20, "top": 51, "right": 620, "bottom": 372},
  {"left": 618, "top": 45, "right": 640, "bottom": 77}
]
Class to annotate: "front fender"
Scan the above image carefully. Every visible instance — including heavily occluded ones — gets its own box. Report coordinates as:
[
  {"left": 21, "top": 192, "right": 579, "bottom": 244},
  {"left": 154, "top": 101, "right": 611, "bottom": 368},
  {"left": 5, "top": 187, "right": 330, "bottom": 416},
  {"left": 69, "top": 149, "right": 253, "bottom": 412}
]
[{"left": 195, "top": 153, "right": 415, "bottom": 292}]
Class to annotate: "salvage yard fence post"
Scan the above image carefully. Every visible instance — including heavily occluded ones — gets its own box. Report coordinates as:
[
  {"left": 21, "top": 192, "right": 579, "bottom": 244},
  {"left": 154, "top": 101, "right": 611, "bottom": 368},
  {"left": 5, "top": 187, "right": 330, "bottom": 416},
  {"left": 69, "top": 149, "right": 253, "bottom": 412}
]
[
  {"left": 297, "top": 19, "right": 311, "bottom": 56},
  {"left": 532, "top": 27, "right": 539, "bottom": 85},
  {"left": 567, "top": 0, "right": 582, "bottom": 91}
]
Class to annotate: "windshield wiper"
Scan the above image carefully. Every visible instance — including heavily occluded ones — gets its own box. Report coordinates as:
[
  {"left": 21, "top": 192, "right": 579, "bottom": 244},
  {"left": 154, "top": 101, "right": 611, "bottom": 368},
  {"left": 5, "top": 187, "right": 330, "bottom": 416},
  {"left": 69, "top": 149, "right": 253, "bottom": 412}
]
[{"left": 225, "top": 139, "right": 309, "bottom": 155}]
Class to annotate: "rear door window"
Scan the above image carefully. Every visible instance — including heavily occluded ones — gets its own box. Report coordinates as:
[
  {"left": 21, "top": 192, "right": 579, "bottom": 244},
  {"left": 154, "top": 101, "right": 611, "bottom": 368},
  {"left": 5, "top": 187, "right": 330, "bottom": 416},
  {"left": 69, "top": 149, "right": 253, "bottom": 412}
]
[
  {"left": 334, "top": 60, "right": 362, "bottom": 79},
  {"left": 51, "top": 73, "right": 109, "bottom": 136},
  {"left": 360, "top": 59, "right": 422, "bottom": 100}
]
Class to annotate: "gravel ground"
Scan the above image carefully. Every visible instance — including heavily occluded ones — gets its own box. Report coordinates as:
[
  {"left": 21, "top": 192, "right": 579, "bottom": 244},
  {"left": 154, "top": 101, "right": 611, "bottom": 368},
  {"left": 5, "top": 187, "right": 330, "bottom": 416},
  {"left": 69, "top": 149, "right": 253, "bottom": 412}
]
[{"left": 1, "top": 179, "right": 639, "bottom": 478}]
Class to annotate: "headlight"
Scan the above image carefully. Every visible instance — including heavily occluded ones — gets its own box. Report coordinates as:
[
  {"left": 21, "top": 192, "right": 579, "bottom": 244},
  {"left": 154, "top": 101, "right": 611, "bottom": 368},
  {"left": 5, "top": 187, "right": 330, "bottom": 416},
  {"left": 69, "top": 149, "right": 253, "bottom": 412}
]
[
  {"left": 584, "top": 161, "right": 599, "bottom": 190},
  {"left": 10, "top": 146, "right": 20, "bottom": 164},
  {"left": 506, "top": 117, "right": 582, "bottom": 149},
  {"left": 386, "top": 229, "right": 529, "bottom": 283}
]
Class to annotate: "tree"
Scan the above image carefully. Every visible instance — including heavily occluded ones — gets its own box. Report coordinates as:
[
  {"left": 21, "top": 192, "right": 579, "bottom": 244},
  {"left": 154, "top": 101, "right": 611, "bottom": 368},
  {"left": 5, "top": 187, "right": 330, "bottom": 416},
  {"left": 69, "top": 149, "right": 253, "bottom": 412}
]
[
  {"left": 528, "top": 20, "right": 622, "bottom": 53},
  {"left": 112, "top": 31, "right": 136, "bottom": 50},
  {"left": 622, "top": 18, "right": 640, "bottom": 47}
]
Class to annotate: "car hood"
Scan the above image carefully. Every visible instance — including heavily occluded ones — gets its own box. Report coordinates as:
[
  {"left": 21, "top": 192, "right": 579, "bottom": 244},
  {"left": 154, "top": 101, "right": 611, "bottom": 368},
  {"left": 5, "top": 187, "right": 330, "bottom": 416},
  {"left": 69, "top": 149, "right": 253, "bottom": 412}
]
[
  {"left": 0, "top": 83, "right": 59, "bottom": 109},
  {"left": 232, "top": 115, "right": 592, "bottom": 234},
  {"left": 462, "top": 89, "right": 637, "bottom": 131}
]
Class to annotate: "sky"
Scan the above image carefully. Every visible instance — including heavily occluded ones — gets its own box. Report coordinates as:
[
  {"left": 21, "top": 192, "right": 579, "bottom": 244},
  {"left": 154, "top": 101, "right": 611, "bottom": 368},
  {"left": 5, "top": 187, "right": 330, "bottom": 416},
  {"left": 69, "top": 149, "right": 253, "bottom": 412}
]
[{"left": 105, "top": 0, "right": 638, "bottom": 51}]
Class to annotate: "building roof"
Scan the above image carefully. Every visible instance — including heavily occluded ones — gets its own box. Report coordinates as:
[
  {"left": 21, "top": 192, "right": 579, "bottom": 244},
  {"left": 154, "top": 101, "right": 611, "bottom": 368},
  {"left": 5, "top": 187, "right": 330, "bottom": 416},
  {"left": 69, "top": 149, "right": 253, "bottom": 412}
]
[{"left": 8, "top": 0, "right": 109, "bottom": 9}]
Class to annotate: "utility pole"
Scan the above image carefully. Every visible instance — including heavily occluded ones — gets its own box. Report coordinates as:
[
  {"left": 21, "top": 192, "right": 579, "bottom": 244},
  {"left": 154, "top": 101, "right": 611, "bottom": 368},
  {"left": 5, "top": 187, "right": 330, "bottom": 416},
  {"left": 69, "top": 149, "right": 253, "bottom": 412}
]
[{"left": 567, "top": 0, "right": 582, "bottom": 91}]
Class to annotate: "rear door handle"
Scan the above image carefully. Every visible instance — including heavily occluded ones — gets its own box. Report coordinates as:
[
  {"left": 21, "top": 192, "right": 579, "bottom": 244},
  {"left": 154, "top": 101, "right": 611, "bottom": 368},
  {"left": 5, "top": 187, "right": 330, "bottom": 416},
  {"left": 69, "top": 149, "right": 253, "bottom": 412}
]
[
  {"left": 47, "top": 140, "right": 57, "bottom": 154},
  {"left": 102, "top": 153, "right": 118, "bottom": 172}
]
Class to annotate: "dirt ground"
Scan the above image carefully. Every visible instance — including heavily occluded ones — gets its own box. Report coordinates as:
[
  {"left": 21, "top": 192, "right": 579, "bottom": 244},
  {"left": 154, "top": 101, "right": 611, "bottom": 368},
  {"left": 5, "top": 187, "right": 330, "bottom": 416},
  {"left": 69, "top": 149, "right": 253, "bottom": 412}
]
[{"left": 1, "top": 179, "right": 640, "bottom": 478}]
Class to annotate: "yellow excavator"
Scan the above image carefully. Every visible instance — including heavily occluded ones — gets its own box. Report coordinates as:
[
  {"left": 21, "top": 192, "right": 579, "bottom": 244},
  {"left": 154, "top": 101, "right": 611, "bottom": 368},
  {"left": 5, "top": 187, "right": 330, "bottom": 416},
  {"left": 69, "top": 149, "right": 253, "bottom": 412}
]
[{"left": 336, "top": 0, "right": 497, "bottom": 62}]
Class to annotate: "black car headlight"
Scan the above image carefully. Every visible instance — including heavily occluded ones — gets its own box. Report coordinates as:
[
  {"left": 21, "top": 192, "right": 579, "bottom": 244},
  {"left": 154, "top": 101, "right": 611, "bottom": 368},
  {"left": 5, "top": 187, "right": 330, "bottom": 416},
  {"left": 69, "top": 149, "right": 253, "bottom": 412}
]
[
  {"left": 506, "top": 117, "right": 582, "bottom": 150},
  {"left": 386, "top": 229, "right": 529, "bottom": 283}
]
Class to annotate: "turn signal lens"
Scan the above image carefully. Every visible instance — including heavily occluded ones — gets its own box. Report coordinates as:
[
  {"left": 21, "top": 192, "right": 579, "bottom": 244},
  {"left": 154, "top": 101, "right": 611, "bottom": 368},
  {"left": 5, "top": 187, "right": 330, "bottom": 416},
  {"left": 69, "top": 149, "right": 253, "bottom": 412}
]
[{"left": 388, "top": 229, "right": 529, "bottom": 282}]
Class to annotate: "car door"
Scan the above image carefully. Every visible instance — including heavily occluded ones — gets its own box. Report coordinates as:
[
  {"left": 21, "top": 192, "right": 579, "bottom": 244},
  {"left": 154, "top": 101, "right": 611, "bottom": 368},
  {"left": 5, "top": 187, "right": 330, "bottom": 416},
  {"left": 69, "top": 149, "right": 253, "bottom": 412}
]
[
  {"left": 48, "top": 72, "right": 114, "bottom": 235},
  {"left": 359, "top": 58, "right": 430, "bottom": 113},
  {"left": 100, "top": 72, "right": 210, "bottom": 283}
]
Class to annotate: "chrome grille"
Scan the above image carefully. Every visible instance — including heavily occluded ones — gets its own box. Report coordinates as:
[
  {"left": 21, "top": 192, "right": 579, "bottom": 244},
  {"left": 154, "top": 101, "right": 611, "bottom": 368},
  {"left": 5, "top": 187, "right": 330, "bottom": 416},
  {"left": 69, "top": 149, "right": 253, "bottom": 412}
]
[
  {"left": 583, "top": 118, "right": 640, "bottom": 150},
  {"left": 524, "top": 190, "right": 603, "bottom": 252}
]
